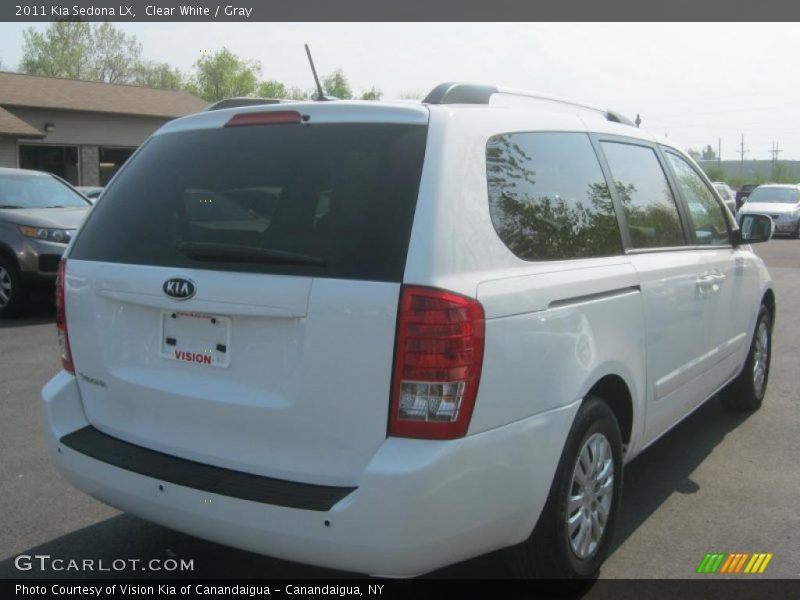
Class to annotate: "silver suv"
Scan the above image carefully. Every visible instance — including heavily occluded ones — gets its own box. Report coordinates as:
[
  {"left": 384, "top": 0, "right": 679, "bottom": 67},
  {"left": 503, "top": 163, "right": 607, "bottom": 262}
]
[{"left": 0, "top": 168, "right": 91, "bottom": 316}]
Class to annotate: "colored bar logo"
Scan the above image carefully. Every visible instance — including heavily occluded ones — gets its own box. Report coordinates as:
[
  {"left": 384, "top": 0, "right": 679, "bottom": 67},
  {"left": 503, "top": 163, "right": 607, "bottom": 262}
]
[{"left": 696, "top": 552, "right": 773, "bottom": 574}]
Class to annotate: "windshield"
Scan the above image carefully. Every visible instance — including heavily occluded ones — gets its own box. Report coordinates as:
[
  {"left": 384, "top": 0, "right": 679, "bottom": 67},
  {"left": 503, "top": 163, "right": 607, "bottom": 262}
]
[
  {"left": 745, "top": 187, "right": 800, "bottom": 204},
  {"left": 70, "top": 122, "right": 428, "bottom": 282},
  {"left": 0, "top": 174, "right": 89, "bottom": 209}
]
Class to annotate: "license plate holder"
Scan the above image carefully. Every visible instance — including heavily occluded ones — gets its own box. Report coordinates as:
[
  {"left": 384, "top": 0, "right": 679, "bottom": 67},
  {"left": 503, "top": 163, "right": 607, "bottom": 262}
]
[{"left": 159, "top": 311, "right": 231, "bottom": 368}]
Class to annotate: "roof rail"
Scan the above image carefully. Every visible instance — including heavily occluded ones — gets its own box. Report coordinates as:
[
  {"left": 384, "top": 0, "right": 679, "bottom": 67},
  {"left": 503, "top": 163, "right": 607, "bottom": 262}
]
[
  {"left": 205, "top": 97, "right": 291, "bottom": 111},
  {"left": 422, "top": 82, "right": 635, "bottom": 127}
]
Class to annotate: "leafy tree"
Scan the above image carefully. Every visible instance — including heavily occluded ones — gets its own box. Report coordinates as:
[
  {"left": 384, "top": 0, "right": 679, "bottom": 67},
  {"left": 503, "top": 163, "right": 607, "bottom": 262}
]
[
  {"left": 686, "top": 148, "right": 701, "bottom": 160},
  {"left": 701, "top": 145, "right": 717, "bottom": 160},
  {"left": 21, "top": 22, "right": 94, "bottom": 80},
  {"left": 131, "top": 61, "right": 183, "bottom": 90},
  {"left": 187, "top": 47, "right": 260, "bottom": 101},
  {"left": 286, "top": 87, "right": 313, "bottom": 100},
  {"left": 256, "top": 80, "right": 287, "bottom": 99},
  {"left": 322, "top": 69, "right": 352, "bottom": 99},
  {"left": 90, "top": 23, "right": 143, "bottom": 83},
  {"left": 360, "top": 87, "right": 383, "bottom": 101},
  {"left": 398, "top": 90, "right": 424, "bottom": 100}
]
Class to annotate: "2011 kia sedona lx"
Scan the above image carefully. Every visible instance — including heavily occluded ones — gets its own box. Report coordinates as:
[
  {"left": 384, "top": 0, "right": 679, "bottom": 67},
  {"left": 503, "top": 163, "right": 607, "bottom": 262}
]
[{"left": 42, "top": 83, "right": 776, "bottom": 578}]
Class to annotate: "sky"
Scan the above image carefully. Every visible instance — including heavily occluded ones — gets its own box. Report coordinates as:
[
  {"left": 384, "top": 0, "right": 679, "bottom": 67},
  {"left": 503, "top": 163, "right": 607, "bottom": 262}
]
[{"left": 1, "top": 22, "right": 800, "bottom": 160}]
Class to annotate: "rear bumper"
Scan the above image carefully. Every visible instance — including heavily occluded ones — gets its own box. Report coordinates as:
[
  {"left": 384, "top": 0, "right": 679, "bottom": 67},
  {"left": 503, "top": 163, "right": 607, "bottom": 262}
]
[{"left": 42, "top": 371, "right": 578, "bottom": 577}]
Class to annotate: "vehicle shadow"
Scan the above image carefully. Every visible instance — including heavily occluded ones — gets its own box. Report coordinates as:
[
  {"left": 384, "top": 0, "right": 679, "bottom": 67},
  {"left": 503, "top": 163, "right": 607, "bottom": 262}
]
[
  {"left": 608, "top": 395, "right": 751, "bottom": 551},
  {"left": 0, "top": 299, "right": 54, "bottom": 328},
  {"left": 0, "top": 396, "right": 752, "bottom": 583},
  {"left": 0, "top": 513, "right": 357, "bottom": 579}
]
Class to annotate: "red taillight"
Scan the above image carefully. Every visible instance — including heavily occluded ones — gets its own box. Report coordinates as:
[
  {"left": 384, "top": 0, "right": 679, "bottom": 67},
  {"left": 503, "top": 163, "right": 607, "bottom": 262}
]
[
  {"left": 224, "top": 111, "right": 302, "bottom": 127},
  {"left": 56, "top": 259, "right": 74, "bottom": 374},
  {"left": 389, "top": 286, "right": 485, "bottom": 440}
]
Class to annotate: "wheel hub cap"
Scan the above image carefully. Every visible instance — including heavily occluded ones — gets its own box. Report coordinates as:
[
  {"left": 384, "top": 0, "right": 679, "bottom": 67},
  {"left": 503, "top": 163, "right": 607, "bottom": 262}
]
[
  {"left": 567, "top": 432, "right": 614, "bottom": 560},
  {"left": 752, "top": 321, "right": 769, "bottom": 395}
]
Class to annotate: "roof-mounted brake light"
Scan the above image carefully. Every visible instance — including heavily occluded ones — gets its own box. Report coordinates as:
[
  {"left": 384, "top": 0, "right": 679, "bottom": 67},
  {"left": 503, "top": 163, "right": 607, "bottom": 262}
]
[{"left": 224, "top": 111, "right": 303, "bottom": 127}]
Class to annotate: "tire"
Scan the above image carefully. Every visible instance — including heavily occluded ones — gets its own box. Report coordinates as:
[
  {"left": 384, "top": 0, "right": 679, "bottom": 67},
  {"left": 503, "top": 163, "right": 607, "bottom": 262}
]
[
  {"left": 722, "top": 304, "right": 772, "bottom": 411},
  {"left": 793, "top": 223, "right": 800, "bottom": 239},
  {"left": 0, "top": 254, "right": 26, "bottom": 318},
  {"left": 506, "top": 396, "right": 623, "bottom": 578}
]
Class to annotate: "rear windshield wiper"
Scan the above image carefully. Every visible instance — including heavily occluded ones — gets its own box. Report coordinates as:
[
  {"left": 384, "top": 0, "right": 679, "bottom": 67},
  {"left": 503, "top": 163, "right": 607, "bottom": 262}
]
[{"left": 177, "top": 241, "right": 327, "bottom": 267}]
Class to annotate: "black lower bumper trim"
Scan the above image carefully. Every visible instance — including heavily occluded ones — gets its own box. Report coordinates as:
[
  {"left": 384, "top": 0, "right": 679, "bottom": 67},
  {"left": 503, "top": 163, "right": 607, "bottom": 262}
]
[{"left": 60, "top": 426, "right": 356, "bottom": 511}]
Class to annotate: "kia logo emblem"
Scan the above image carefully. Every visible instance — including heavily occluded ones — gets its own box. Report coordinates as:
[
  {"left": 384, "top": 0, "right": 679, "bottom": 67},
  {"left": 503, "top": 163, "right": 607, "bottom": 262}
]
[{"left": 163, "top": 277, "right": 196, "bottom": 300}]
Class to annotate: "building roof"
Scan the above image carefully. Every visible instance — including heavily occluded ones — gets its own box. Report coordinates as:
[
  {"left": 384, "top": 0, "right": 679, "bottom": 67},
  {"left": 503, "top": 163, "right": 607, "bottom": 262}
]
[
  {"left": 0, "top": 71, "right": 207, "bottom": 119},
  {"left": 0, "top": 106, "right": 44, "bottom": 138}
]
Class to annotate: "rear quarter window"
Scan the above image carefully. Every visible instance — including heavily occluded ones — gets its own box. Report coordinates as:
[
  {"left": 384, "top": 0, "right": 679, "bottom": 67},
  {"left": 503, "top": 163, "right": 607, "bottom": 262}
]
[
  {"left": 486, "top": 132, "right": 624, "bottom": 261},
  {"left": 69, "top": 122, "right": 428, "bottom": 283}
]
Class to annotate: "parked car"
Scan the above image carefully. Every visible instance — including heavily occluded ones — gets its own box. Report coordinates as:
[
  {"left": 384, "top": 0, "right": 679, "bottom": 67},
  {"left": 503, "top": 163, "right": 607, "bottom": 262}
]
[
  {"left": 76, "top": 186, "right": 104, "bottom": 203},
  {"left": 738, "top": 184, "right": 800, "bottom": 238},
  {"left": 42, "top": 84, "right": 776, "bottom": 579},
  {"left": 712, "top": 181, "right": 736, "bottom": 215},
  {"left": 736, "top": 183, "right": 759, "bottom": 210},
  {"left": 0, "top": 168, "right": 91, "bottom": 316}
]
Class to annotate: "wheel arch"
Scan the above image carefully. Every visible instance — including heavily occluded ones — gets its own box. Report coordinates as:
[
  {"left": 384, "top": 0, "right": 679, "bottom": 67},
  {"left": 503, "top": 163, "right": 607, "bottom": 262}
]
[{"left": 584, "top": 374, "right": 634, "bottom": 451}]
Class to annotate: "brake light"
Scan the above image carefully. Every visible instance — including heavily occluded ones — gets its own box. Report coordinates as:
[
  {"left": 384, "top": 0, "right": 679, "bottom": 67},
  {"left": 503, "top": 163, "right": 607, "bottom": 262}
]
[
  {"left": 224, "top": 111, "right": 302, "bottom": 127},
  {"left": 389, "top": 285, "right": 485, "bottom": 440},
  {"left": 55, "top": 259, "right": 74, "bottom": 374}
]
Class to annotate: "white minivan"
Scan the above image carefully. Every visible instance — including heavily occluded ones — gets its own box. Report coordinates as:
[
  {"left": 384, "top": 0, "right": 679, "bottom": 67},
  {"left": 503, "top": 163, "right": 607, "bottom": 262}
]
[{"left": 42, "top": 83, "right": 776, "bottom": 578}]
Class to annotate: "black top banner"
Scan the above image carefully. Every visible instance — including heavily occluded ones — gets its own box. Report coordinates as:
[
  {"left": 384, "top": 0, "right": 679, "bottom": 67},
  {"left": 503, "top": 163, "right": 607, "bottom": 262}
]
[{"left": 2, "top": 0, "right": 800, "bottom": 22}]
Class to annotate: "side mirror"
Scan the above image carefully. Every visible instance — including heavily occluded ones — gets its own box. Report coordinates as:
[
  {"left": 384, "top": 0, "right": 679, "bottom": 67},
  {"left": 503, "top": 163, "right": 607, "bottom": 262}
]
[{"left": 734, "top": 213, "right": 773, "bottom": 245}]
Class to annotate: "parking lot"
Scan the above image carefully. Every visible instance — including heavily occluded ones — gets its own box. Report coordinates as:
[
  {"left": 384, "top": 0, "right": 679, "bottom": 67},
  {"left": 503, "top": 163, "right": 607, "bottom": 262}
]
[{"left": 1, "top": 239, "right": 798, "bottom": 581}]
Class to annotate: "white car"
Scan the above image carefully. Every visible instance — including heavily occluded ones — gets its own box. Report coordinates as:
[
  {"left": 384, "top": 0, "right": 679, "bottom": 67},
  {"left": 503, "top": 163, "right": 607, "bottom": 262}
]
[
  {"left": 738, "top": 184, "right": 800, "bottom": 238},
  {"left": 42, "top": 83, "right": 776, "bottom": 578}
]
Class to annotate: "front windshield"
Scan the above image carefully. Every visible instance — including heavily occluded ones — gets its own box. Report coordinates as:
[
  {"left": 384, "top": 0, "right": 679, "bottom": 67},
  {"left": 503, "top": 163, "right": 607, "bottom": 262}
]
[
  {"left": 745, "top": 187, "right": 800, "bottom": 204},
  {"left": 0, "top": 174, "right": 89, "bottom": 209}
]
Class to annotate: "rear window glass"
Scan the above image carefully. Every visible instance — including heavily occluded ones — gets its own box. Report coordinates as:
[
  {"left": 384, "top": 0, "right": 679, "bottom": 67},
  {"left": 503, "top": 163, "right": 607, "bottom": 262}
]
[{"left": 70, "top": 122, "right": 428, "bottom": 282}]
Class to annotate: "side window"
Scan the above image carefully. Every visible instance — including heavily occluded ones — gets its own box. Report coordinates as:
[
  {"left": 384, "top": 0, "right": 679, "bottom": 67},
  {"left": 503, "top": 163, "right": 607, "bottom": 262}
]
[
  {"left": 665, "top": 151, "right": 730, "bottom": 246},
  {"left": 486, "top": 132, "right": 623, "bottom": 261},
  {"left": 600, "top": 142, "right": 686, "bottom": 249}
]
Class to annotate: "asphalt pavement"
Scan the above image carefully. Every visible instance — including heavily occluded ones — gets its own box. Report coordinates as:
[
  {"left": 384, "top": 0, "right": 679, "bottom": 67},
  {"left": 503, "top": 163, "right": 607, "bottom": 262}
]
[{"left": 1, "top": 239, "right": 798, "bottom": 581}]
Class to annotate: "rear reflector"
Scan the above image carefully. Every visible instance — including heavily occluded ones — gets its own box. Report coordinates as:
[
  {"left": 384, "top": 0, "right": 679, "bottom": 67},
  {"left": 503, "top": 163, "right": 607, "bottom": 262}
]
[
  {"left": 389, "top": 285, "right": 485, "bottom": 440},
  {"left": 224, "top": 111, "right": 302, "bottom": 127},
  {"left": 55, "top": 259, "right": 74, "bottom": 374}
]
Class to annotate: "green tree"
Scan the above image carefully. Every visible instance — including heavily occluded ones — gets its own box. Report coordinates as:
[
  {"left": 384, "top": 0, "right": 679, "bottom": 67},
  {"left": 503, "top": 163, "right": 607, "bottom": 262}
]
[
  {"left": 286, "top": 87, "right": 312, "bottom": 100},
  {"left": 322, "top": 69, "right": 352, "bottom": 99},
  {"left": 187, "top": 48, "right": 261, "bottom": 102},
  {"left": 360, "top": 86, "right": 383, "bottom": 101},
  {"left": 256, "top": 79, "right": 287, "bottom": 99},
  {"left": 131, "top": 61, "right": 183, "bottom": 90},
  {"left": 90, "top": 22, "right": 143, "bottom": 83},
  {"left": 21, "top": 22, "right": 94, "bottom": 80}
]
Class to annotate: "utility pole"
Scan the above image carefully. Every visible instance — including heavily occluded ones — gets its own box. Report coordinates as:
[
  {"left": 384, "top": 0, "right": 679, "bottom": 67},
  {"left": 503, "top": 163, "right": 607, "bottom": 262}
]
[
  {"left": 769, "top": 141, "right": 782, "bottom": 165},
  {"left": 718, "top": 137, "right": 721, "bottom": 167},
  {"left": 736, "top": 134, "right": 748, "bottom": 175}
]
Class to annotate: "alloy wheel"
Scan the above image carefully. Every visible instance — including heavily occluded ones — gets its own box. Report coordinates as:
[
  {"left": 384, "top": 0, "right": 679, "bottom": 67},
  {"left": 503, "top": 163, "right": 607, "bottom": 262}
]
[{"left": 567, "top": 432, "right": 614, "bottom": 560}]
